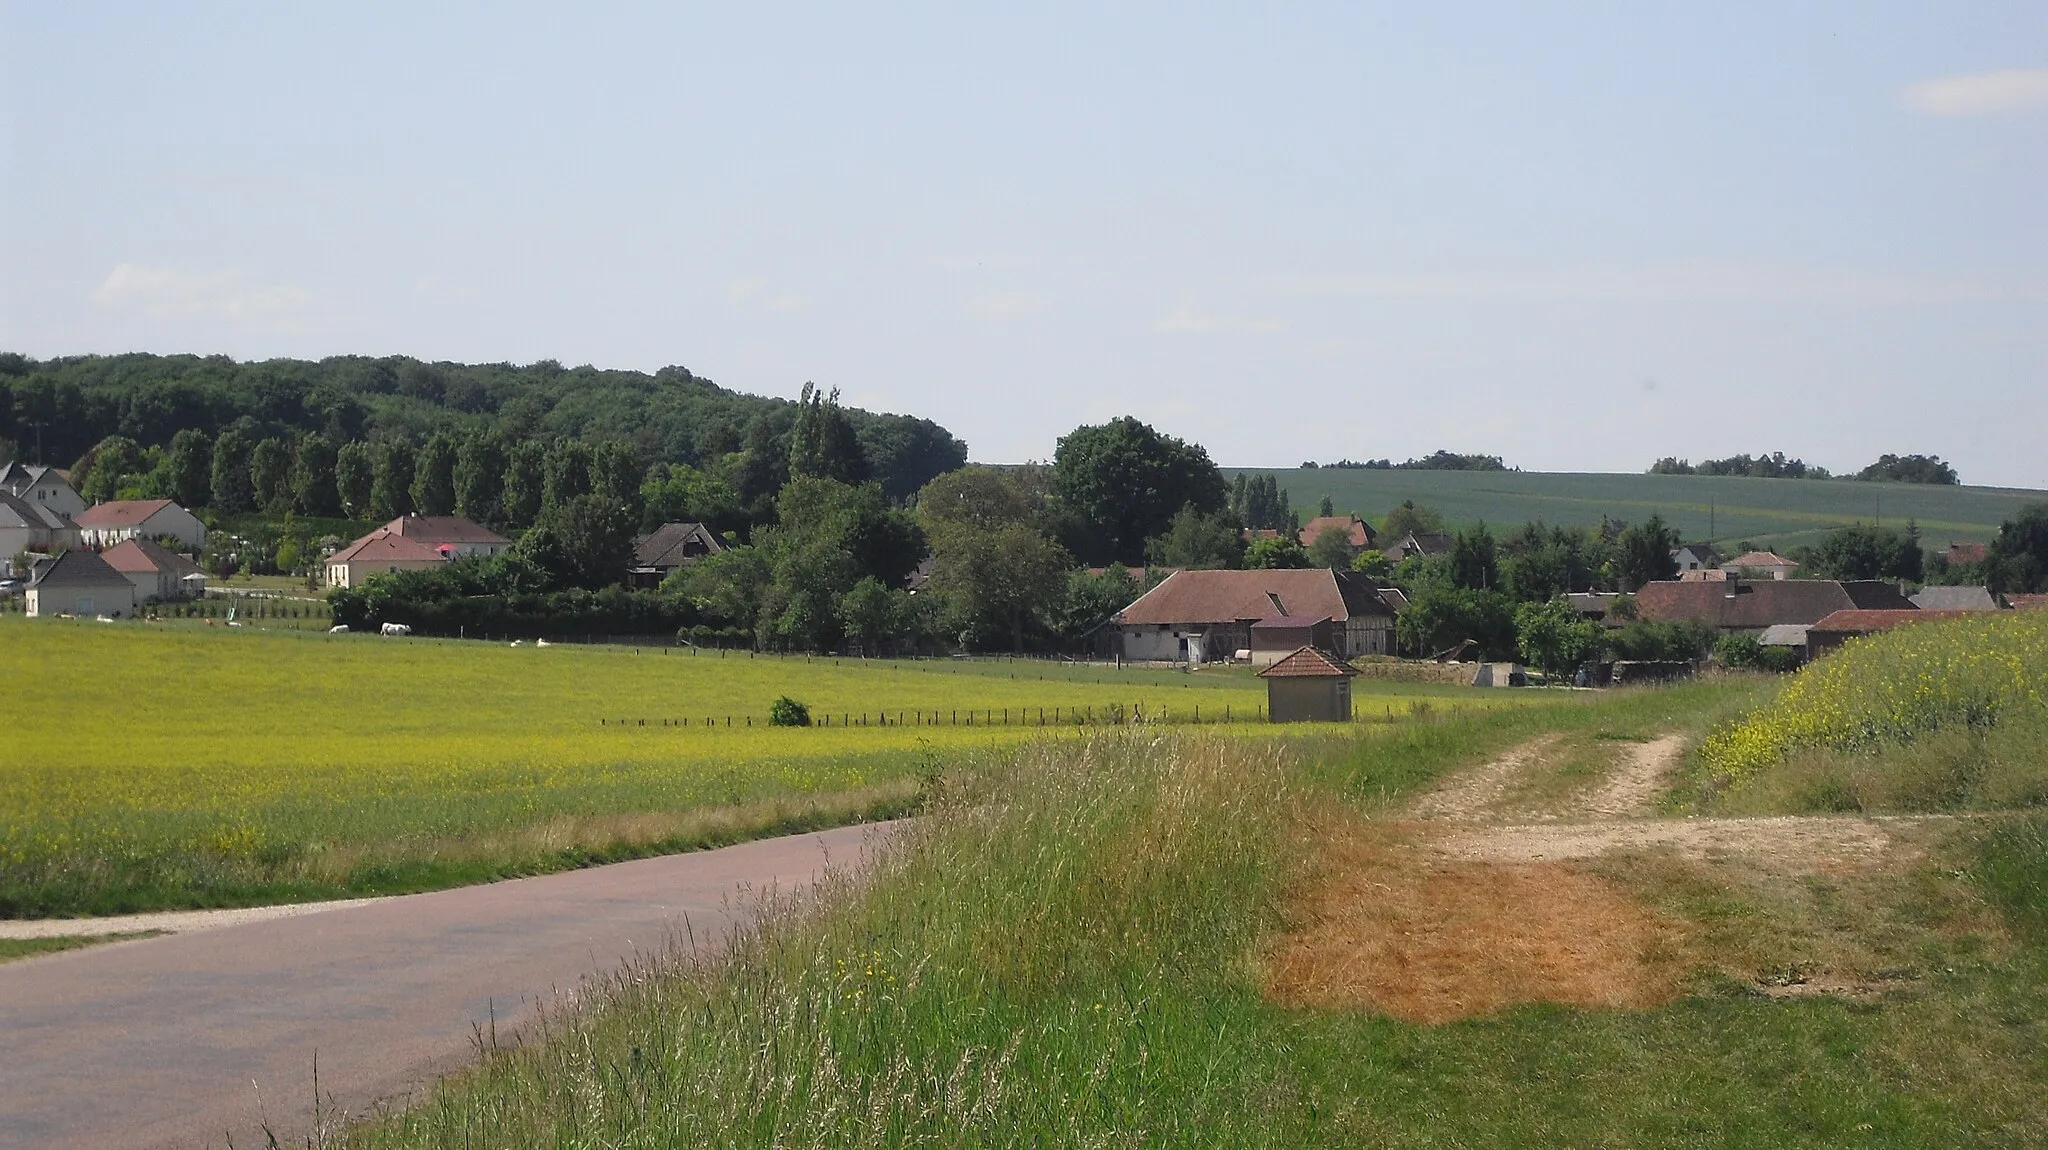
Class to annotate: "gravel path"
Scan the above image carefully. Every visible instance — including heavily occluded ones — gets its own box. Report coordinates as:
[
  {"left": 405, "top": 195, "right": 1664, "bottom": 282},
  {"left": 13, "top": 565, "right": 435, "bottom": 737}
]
[
  {"left": 0, "top": 898, "right": 386, "bottom": 941},
  {"left": 0, "top": 822, "right": 896, "bottom": 1150}
]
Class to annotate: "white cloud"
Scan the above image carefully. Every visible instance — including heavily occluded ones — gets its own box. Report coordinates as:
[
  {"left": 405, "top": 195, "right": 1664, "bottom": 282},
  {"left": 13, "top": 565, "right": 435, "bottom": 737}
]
[
  {"left": 1902, "top": 68, "right": 2048, "bottom": 116},
  {"left": 91, "top": 263, "right": 313, "bottom": 329},
  {"left": 1274, "top": 264, "right": 2044, "bottom": 306},
  {"left": 1152, "top": 305, "right": 1283, "bottom": 335}
]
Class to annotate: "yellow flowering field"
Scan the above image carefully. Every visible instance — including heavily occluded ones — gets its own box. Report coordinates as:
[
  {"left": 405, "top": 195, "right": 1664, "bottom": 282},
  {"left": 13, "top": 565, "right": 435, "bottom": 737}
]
[
  {"left": 1699, "top": 610, "right": 2048, "bottom": 783},
  {"left": 0, "top": 619, "right": 1508, "bottom": 915}
]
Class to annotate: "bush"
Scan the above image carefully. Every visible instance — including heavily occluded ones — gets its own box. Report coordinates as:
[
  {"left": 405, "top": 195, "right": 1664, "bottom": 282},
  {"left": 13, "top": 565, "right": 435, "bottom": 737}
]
[{"left": 768, "top": 696, "right": 812, "bottom": 727}]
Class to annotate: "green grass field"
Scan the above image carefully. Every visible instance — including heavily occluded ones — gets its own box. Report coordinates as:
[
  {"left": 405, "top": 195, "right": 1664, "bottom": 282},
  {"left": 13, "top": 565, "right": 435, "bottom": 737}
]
[
  {"left": 0, "top": 618, "right": 1529, "bottom": 916},
  {"left": 342, "top": 676, "right": 2048, "bottom": 1147},
  {"left": 1238, "top": 467, "right": 2045, "bottom": 551}
]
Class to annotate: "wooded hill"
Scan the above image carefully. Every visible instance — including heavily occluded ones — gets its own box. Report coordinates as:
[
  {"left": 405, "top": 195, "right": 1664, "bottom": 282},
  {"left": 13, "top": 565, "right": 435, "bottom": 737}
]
[{"left": 0, "top": 352, "right": 966, "bottom": 502}]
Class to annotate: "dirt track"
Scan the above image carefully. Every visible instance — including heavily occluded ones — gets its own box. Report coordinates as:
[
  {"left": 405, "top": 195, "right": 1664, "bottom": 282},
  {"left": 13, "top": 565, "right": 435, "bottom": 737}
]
[{"left": 0, "top": 823, "right": 894, "bottom": 1150}]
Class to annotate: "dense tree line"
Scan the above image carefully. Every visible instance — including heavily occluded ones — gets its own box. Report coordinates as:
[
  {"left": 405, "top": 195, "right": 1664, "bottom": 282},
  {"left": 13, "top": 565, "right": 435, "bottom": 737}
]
[
  {"left": 1302, "top": 451, "right": 1509, "bottom": 471},
  {"left": 1650, "top": 452, "right": 1829, "bottom": 479},
  {"left": 0, "top": 351, "right": 966, "bottom": 507}
]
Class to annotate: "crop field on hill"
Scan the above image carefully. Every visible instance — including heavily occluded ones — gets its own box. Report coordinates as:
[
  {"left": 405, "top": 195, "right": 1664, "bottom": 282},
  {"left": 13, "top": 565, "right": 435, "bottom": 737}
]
[
  {"left": 1236, "top": 467, "right": 2043, "bottom": 550},
  {"left": 0, "top": 620, "right": 1529, "bottom": 916}
]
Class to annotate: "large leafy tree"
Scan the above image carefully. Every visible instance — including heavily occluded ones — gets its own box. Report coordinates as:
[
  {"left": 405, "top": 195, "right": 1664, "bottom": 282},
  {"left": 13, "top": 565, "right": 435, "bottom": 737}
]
[
  {"left": 787, "top": 383, "right": 871, "bottom": 487},
  {"left": 370, "top": 440, "right": 416, "bottom": 520},
  {"left": 166, "top": 429, "right": 213, "bottom": 509},
  {"left": 1147, "top": 506, "right": 1245, "bottom": 569},
  {"left": 1985, "top": 503, "right": 2048, "bottom": 593},
  {"left": 335, "top": 440, "right": 374, "bottom": 518},
  {"left": 511, "top": 493, "right": 638, "bottom": 591},
  {"left": 500, "top": 439, "right": 547, "bottom": 528},
  {"left": 76, "top": 435, "right": 147, "bottom": 504},
  {"left": 542, "top": 438, "right": 594, "bottom": 514},
  {"left": 453, "top": 431, "right": 507, "bottom": 526},
  {"left": 411, "top": 432, "right": 460, "bottom": 517},
  {"left": 248, "top": 437, "right": 292, "bottom": 511},
  {"left": 1514, "top": 597, "right": 1604, "bottom": 679},
  {"left": 1396, "top": 587, "right": 1518, "bottom": 660},
  {"left": 640, "top": 462, "right": 745, "bottom": 533},
  {"left": 1053, "top": 416, "right": 1228, "bottom": 565},
  {"left": 1796, "top": 523, "right": 1924, "bottom": 582},
  {"left": 1612, "top": 514, "right": 1679, "bottom": 590},
  {"left": 1857, "top": 453, "right": 1959, "bottom": 485},
  {"left": 292, "top": 433, "right": 341, "bottom": 516},
  {"left": 589, "top": 440, "right": 646, "bottom": 520},
  {"left": 209, "top": 425, "right": 256, "bottom": 513}
]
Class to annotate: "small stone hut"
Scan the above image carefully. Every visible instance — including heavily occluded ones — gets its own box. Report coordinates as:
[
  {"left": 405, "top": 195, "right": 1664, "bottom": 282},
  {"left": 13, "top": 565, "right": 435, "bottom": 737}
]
[{"left": 1256, "top": 645, "right": 1358, "bottom": 723}]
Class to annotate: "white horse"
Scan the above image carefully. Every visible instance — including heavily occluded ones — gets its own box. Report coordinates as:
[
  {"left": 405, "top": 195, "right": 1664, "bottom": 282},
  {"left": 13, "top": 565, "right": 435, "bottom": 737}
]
[{"left": 379, "top": 622, "right": 412, "bottom": 637}]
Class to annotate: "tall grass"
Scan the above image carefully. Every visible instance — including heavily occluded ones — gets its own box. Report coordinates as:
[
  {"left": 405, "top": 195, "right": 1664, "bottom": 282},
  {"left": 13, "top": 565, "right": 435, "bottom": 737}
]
[{"left": 345, "top": 731, "right": 1307, "bottom": 1146}]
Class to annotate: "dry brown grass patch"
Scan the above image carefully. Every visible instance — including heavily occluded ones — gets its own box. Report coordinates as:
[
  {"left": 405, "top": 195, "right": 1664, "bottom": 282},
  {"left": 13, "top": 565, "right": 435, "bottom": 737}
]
[{"left": 1267, "top": 821, "right": 1691, "bottom": 1024}]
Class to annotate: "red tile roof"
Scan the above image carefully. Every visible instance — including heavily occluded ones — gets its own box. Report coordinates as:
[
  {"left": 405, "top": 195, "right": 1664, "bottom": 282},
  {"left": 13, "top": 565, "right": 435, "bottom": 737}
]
[
  {"left": 1256, "top": 646, "right": 1357, "bottom": 678},
  {"left": 1297, "top": 516, "right": 1377, "bottom": 549},
  {"left": 101, "top": 537, "right": 203, "bottom": 578},
  {"left": 329, "top": 529, "right": 446, "bottom": 565},
  {"left": 1722, "top": 550, "right": 1795, "bottom": 569},
  {"left": 1634, "top": 579, "right": 1913, "bottom": 629},
  {"left": 1115, "top": 569, "right": 1391, "bottom": 626},
  {"left": 74, "top": 499, "right": 178, "bottom": 527},
  {"left": 1811, "top": 609, "right": 1975, "bottom": 633},
  {"left": 380, "top": 515, "right": 508, "bottom": 545}
]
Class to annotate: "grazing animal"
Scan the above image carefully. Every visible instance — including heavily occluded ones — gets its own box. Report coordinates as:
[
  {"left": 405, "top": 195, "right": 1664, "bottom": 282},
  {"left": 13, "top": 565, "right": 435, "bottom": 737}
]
[
  {"left": 379, "top": 622, "right": 412, "bottom": 637},
  {"left": 535, "top": 638, "right": 551, "bottom": 647},
  {"left": 329, "top": 624, "right": 349, "bottom": 634}
]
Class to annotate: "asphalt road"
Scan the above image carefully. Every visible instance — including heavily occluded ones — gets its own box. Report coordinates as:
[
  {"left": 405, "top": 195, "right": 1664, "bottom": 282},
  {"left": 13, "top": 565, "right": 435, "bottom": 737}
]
[{"left": 0, "top": 823, "right": 892, "bottom": 1149}]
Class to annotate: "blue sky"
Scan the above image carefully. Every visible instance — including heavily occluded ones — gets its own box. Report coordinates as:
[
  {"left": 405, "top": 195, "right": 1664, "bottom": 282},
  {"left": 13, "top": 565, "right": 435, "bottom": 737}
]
[{"left": 3, "top": 3, "right": 2043, "bottom": 486}]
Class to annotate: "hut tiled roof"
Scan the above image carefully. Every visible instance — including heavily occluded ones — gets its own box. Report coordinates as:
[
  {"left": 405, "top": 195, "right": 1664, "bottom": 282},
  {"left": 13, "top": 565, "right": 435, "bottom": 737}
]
[
  {"left": 328, "top": 529, "right": 445, "bottom": 565},
  {"left": 379, "top": 515, "right": 508, "bottom": 545},
  {"left": 1811, "top": 609, "right": 1976, "bottom": 634},
  {"left": 101, "top": 537, "right": 203, "bottom": 578},
  {"left": 1634, "top": 579, "right": 1913, "bottom": 629},
  {"left": 73, "top": 499, "right": 178, "bottom": 528},
  {"left": 1256, "top": 646, "right": 1358, "bottom": 678},
  {"left": 1114, "top": 569, "right": 1391, "bottom": 626},
  {"left": 1297, "top": 515, "right": 1377, "bottom": 549}
]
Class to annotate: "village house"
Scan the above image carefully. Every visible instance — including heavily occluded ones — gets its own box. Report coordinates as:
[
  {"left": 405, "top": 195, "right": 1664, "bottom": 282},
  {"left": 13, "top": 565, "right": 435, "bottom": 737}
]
[
  {"left": 0, "top": 490, "right": 79, "bottom": 562},
  {"left": 73, "top": 499, "right": 208, "bottom": 551},
  {"left": 101, "top": 537, "right": 208, "bottom": 602},
  {"left": 24, "top": 548, "right": 136, "bottom": 618},
  {"left": 1256, "top": 645, "right": 1358, "bottom": 722},
  {"left": 1671, "top": 544, "right": 1718, "bottom": 573},
  {"left": 1387, "top": 531, "right": 1453, "bottom": 561},
  {"left": 325, "top": 514, "right": 511, "bottom": 588},
  {"left": 1943, "top": 542, "right": 1989, "bottom": 568},
  {"left": 1909, "top": 585, "right": 2005, "bottom": 612},
  {"left": 1111, "top": 568, "right": 1395, "bottom": 664},
  {"left": 628, "top": 521, "right": 727, "bottom": 589},
  {"left": 1634, "top": 578, "right": 1914, "bottom": 635},
  {"left": 1719, "top": 550, "right": 1798, "bottom": 580},
  {"left": 0, "top": 462, "right": 87, "bottom": 519},
  {"left": 1296, "top": 515, "right": 1378, "bottom": 556},
  {"left": 1807, "top": 609, "right": 1978, "bottom": 660}
]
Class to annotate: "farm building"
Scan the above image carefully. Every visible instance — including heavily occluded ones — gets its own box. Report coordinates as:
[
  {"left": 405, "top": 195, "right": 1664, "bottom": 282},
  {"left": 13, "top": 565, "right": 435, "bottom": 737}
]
[
  {"left": 1909, "top": 585, "right": 2004, "bottom": 612},
  {"left": 1719, "top": 550, "right": 1798, "bottom": 580},
  {"left": 101, "top": 537, "right": 207, "bottom": 602},
  {"left": 73, "top": 499, "right": 208, "bottom": 551},
  {"left": 25, "top": 548, "right": 136, "bottom": 618},
  {"left": 1249, "top": 615, "right": 1339, "bottom": 667},
  {"left": 1633, "top": 578, "right": 1913, "bottom": 635},
  {"left": 1388, "top": 531, "right": 1453, "bottom": 561},
  {"left": 0, "top": 462, "right": 86, "bottom": 518},
  {"left": 1297, "top": 515, "right": 1378, "bottom": 555},
  {"left": 0, "top": 490, "right": 79, "bottom": 560},
  {"left": 1111, "top": 568, "right": 1395, "bottom": 663},
  {"left": 1671, "top": 544, "right": 1719, "bottom": 573},
  {"left": 1807, "top": 609, "right": 1978, "bottom": 659},
  {"left": 1256, "top": 645, "right": 1358, "bottom": 722},
  {"left": 326, "top": 515, "right": 510, "bottom": 588},
  {"left": 629, "top": 522, "right": 727, "bottom": 588}
]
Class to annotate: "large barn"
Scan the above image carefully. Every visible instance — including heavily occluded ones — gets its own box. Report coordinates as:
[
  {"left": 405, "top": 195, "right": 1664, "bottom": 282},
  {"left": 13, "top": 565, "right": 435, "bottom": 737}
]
[{"left": 1111, "top": 568, "right": 1394, "bottom": 664}]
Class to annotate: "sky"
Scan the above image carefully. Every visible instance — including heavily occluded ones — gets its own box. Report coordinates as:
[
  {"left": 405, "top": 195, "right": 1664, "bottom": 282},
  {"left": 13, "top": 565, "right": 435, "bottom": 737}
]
[{"left": 3, "top": 3, "right": 2043, "bottom": 487}]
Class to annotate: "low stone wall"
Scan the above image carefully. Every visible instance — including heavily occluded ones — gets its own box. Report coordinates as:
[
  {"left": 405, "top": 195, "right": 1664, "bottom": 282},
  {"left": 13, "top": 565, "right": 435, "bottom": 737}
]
[{"left": 1348, "top": 659, "right": 1475, "bottom": 685}]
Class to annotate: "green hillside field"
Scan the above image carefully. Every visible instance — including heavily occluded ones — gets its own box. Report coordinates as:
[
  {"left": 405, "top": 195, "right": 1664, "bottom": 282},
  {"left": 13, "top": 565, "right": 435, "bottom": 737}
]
[{"left": 1234, "top": 467, "right": 2046, "bottom": 552}]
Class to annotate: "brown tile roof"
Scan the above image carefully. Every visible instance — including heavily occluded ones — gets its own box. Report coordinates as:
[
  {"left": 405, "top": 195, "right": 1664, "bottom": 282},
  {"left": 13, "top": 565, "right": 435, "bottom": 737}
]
[
  {"left": 1256, "top": 646, "right": 1358, "bottom": 678},
  {"left": 632, "top": 522, "right": 727, "bottom": 569},
  {"left": 1250, "top": 614, "right": 1333, "bottom": 630},
  {"left": 74, "top": 499, "right": 178, "bottom": 527},
  {"left": 380, "top": 515, "right": 509, "bottom": 545},
  {"left": 1634, "top": 579, "right": 1914, "bottom": 629},
  {"left": 1723, "top": 550, "right": 1795, "bottom": 569},
  {"left": 1811, "top": 609, "right": 1975, "bottom": 634},
  {"left": 27, "top": 547, "right": 132, "bottom": 590},
  {"left": 1297, "top": 516, "right": 1377, "bottom": 549},
  {"left": 1115, "top": 569, "right": 1392, "bottom": 626},
  {"left": 329, "top": 529, "right": 447, "bottom": 565},
  {"left": 1945, "top": 542, "right": 1990, "bottom": 565},
  {"left": 1396, "top": 532, "right": 1454, "bottom": 557},
  {"left": 101, "top": 537, "right": 203, "bottom": 578}
]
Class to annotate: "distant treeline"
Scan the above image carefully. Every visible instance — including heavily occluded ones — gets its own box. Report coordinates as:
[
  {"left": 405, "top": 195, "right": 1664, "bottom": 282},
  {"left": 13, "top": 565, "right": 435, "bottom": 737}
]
[
  {"left": 1650, "top": 451, "right": 1959, "bottom": 485},
  {"left": 1301, "top": 451, "right": 1509, "bottom": 472},
  {"left": 0, "top": 352, "right": 966, "bottom": 504}
]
